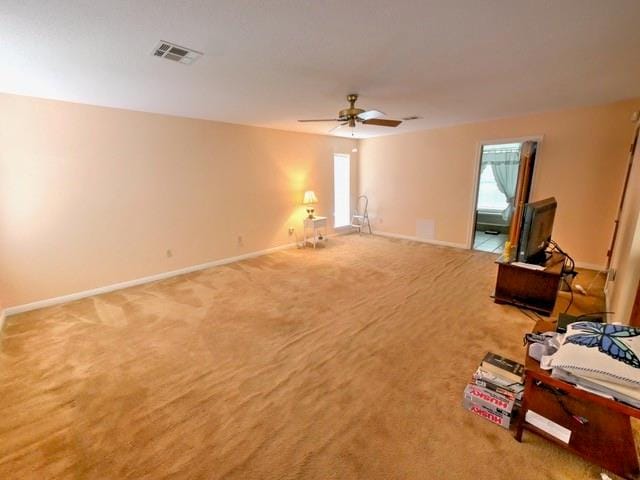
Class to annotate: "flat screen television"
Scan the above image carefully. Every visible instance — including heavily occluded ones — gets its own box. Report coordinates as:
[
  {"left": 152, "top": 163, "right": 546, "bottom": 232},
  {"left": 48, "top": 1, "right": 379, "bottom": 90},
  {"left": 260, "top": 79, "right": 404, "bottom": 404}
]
[{"left": 517, "top": 197, "right": 557, "bottom": 264}]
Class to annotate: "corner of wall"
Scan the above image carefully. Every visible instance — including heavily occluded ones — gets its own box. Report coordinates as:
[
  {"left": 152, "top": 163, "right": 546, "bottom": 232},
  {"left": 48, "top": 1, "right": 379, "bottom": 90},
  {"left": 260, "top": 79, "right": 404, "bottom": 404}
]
[{"left": 604, "top": 282, "right": 612, "bottom": 324}]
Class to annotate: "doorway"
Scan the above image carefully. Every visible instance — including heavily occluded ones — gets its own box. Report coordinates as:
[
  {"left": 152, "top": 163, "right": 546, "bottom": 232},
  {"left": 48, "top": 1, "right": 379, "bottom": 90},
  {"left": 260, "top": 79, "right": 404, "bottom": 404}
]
[{"left": 471, "top": 141, "right": 537, "bottom": 254}]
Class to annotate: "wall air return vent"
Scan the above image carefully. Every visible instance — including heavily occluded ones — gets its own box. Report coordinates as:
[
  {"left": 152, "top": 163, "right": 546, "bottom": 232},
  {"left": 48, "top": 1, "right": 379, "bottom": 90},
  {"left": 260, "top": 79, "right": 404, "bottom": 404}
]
[{"left": 152, "top": 41, "right": 202, "bottom": 65}]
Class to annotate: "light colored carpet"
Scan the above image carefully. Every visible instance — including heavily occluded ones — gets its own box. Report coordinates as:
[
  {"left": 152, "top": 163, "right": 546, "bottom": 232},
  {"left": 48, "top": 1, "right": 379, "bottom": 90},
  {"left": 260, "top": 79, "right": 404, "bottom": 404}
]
[{"left": 0, "top": 234, "right": 625, "bottom": 479}]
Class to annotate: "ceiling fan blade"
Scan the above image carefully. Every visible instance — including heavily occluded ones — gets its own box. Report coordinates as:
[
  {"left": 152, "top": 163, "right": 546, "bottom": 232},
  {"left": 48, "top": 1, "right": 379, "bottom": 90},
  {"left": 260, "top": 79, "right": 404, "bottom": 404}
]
[
  {"left": 357, "top": 110, "right": 385, "bottom": 121},
  {"left": 329, "top": 122, "right": 349, "bottom": 133},
  {"left": 298, "top": 118, "right": 342, "bottom": 122},
  {"left": 362, "top": 118, "right": 402, "bottom": 127}
]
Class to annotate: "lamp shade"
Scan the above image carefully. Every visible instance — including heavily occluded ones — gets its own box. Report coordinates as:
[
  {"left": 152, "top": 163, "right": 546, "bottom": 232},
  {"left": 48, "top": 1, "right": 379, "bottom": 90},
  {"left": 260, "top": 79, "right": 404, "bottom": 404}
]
[{"left": 303, "top": 190, "right": 318, "bottom": 205}]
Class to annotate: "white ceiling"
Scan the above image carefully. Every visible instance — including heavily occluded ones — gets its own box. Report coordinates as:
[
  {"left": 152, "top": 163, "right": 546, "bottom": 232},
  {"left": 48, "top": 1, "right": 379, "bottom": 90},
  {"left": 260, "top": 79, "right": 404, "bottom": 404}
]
[{"left": 2, "top": 0, "right": 640, "bottom": 138}]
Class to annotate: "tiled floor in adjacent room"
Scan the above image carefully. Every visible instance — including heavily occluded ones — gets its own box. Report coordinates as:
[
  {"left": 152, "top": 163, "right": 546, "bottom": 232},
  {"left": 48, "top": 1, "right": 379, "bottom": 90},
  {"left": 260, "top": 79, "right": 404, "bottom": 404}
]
[{"left": 473, "top": 230, "right": 507, "bottom": 254}]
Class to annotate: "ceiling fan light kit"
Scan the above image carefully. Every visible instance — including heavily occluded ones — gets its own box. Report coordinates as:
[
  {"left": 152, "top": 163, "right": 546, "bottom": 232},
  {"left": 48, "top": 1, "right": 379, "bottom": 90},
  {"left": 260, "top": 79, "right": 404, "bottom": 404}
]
[{"left": 298, "top": 94, "right": 405, "bottom": 133}]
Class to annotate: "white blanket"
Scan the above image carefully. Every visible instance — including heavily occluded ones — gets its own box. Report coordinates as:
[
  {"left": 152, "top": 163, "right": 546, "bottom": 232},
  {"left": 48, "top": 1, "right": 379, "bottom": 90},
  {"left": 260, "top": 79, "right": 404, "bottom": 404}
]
[{"left": 548, "top": 321, "right": 640, "bottom": 389}]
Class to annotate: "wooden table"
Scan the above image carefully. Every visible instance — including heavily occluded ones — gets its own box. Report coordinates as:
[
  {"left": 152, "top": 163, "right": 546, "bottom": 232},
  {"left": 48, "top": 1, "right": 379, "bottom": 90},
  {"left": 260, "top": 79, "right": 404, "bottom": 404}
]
[
  {"left": 494, "top": 252, "right": 566, "bottom": 315},
  {"left": 515, "top": 320, "right": 640, "bottom": 479}
]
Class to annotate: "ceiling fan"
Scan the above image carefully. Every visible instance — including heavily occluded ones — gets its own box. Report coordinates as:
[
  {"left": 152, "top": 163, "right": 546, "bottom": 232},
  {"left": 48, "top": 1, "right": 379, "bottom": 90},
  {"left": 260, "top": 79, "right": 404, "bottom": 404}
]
[{"left": 298, "top": 94, "right": 403, "bottom": 132}]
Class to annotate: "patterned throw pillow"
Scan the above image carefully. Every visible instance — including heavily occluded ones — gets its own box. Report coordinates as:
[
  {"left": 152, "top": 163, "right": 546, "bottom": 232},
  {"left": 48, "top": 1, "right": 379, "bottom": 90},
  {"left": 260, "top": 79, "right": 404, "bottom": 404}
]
[{"left": 549, "top": 321, "right": 640, "bottom": 388}]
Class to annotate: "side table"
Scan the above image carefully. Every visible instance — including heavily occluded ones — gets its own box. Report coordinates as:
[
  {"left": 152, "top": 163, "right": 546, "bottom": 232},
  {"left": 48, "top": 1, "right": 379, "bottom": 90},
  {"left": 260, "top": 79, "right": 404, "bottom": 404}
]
[
  {"left": 303, "top": 216, "right": 327, "bottom": 248},
  {"left": 515, "top": 320, "right": 640, "bottom": 479}
]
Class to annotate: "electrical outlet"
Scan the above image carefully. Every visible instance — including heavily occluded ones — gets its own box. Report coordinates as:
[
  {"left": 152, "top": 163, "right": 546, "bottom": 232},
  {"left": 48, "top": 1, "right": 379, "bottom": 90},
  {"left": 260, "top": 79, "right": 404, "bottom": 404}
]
[
  {"left": 166, "top": 249, "right": 173, "bottom": 258},
  {"left": 237, "top": 235, "right": 244, "bottom": 246},
  {"left": 288, "top": 227, "right": 295, "bottom": 236}
]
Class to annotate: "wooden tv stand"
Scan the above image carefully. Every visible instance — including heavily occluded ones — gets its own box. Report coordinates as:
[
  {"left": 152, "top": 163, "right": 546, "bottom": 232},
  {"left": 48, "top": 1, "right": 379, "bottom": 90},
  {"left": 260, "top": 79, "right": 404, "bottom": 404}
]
[{"left": 493, "top": 252, "right": 566, "bottom": 315}]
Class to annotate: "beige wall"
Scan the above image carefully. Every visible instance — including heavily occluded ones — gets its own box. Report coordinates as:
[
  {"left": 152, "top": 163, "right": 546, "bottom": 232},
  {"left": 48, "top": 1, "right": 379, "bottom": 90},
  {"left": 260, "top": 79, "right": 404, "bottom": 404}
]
[
  {"left": 3, "top": 93, "right": 637, "bottom": 311},
  {"left": 359, "top": 99, "right": 640, "bottom": 267},
  {"left": 0, "top": 93, "right": 358, "bottom": 308},
  {"left": 608, "top": 131, "right": 640, "bottom": 324}
]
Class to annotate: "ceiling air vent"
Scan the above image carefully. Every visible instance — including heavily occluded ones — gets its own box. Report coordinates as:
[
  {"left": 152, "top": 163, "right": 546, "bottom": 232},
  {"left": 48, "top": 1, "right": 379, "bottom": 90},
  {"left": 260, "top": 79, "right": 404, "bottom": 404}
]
[{"left": 152, "top": 40, "right": 202, "bottom": 65}]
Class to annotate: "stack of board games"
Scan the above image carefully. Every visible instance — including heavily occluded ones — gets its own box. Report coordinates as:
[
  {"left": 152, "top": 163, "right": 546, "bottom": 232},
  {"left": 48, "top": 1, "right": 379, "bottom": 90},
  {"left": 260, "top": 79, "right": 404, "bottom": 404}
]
[{"left": 463, "top": 352, "right": 525, "bottom": 429}]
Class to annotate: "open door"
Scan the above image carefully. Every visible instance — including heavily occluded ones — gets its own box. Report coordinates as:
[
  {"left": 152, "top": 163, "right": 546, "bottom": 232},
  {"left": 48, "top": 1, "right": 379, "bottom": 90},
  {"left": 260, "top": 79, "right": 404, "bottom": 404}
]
[
  {"left": 507, "top": 141, "right": 538, "bottom": 258},
  {"left": 631, "top": 280, "right": 640, "bottom": 327},
  {"left": 607, "top": 121, "right": 640, "bottom": 268}
]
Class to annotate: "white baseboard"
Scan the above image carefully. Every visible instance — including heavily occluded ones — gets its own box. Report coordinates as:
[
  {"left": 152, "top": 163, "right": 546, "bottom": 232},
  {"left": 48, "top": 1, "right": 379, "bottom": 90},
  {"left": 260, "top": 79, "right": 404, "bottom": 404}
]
[
  {"left": 374, "top": 230, "right": 607, "bottom": 271},
  {"left": 5, "top": 241, "right": 299, "bottom": 317},
  {"left": 2, "top": 229, "right": 605, "bottom": 318},
  {"left": 373, "top": 230, "right": 468, "bottom": 249},
  {"left": 574, "top": 261, "right": 607, "bottom": 272}
]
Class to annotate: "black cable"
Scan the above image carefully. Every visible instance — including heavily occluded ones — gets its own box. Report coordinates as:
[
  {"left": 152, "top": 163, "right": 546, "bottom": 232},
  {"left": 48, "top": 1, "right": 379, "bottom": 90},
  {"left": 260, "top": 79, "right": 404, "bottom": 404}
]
[
  {"left": 548, "top": 239, "right": 576, "bottom": 314},
  {"left": 489, "top": 295, "right": 541, "bottom": 322},
  {"left": 501, "top": 298, "right": 546, "bottom": 322},
  {"left": 527, "top": 308, "right": 544, "bottom": 322},
  {"left": 549, "top": 239, "right": 576, "bottom": 274},
  {"left": 518, "top": 307, "right": 539, "bottom": 323},
  {"left": 576, "top": 311, "right": 614, "bottom": 319},
  {"left": 549, "top": 239, "right": 571, "bottom": 266},
  {"left": 534, "top": 381, "right": 588, "bottom": 425},
  {"left": 562, "top": 275, "right": 574, "bottom": 314},
  {"left": 554, "top": 390, "right": 588, "bottom": 424}
]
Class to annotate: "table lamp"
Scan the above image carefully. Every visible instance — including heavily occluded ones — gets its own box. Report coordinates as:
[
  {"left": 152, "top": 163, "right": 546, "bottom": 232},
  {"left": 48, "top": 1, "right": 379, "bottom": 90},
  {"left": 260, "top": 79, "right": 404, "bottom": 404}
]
[{"left": 303, "top": 190, "right": 318, "bottom": 218}]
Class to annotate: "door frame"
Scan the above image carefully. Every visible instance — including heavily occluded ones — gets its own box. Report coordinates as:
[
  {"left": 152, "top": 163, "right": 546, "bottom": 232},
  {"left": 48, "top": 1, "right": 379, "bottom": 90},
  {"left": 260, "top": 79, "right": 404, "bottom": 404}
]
[{"left": 466, "top": 135, "right": 544, "bottom": 250}]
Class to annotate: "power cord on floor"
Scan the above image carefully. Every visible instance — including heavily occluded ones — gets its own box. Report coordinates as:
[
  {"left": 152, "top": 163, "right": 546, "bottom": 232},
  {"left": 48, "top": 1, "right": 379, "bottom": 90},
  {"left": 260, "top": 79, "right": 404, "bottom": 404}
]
[
  {"left": 488, "top": 294, "right": 549, "bottom": 323},
  {"left": 549, "top": 239, "right": 576, "bottom": 314},
  {"left": 496, "top": 297, "right": 546, "bottom": 322},
  {"left": 519, "top": 307, "right": 542, "bottom": 323},
  {"left": 519, "top": 304, "right": 544, "bottom": 322}
]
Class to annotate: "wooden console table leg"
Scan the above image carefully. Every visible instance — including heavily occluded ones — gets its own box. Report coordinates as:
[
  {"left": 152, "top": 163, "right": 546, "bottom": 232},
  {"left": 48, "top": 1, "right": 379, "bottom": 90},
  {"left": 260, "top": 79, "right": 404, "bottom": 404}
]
[
  {"left": 514, "top": 375, "right": 532, "bottom": 442},
  {"left": 606, "top": 413, "right": 639, "bottom": 479}
]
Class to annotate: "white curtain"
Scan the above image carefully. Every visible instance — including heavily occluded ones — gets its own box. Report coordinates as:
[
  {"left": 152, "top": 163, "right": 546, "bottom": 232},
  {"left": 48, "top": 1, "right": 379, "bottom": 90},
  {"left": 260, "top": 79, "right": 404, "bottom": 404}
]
[{"left": 483, "top": 148, "right": 520, "bottom": 221}]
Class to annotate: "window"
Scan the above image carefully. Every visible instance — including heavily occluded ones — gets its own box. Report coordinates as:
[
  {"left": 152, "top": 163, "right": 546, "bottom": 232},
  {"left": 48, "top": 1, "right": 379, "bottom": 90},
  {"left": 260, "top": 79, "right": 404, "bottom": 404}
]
[
  {"left": 333, "top": 154, "right": 350, "bottom": 227},
  {"left": 477, "top": 143, "right": 521, "bottom": 212},
  {"left": 477, "top": 166, "right": 509, "bottom": 211}
]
